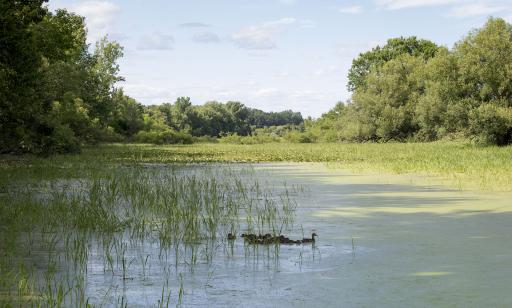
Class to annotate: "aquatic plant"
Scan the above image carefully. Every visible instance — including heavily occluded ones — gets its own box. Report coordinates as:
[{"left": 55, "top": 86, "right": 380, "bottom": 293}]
[{"left": 0, "top": 163, "right": 302, "bottom": 306}]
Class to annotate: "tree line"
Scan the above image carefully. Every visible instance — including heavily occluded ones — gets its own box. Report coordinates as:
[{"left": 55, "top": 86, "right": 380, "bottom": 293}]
[
  {"left": 3, "top": 2, "right": 511, "bottom": 154},
  {"left": 311, "top": 18, "right": 512, "bottom": 145},
  {"left": 0, "top": 1, "right": 303, "bottom": 154}
]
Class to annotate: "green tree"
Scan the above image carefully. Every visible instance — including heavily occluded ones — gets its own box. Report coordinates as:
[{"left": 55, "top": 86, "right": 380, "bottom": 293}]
[
  {"left": 351, "top": 54, "right": 425, "bottom": 140},
  {"left": 111, "top": 89, "right": 144, "bottom": 137},
  {"left": 0, "top": 0, "right": 48, "bottom": 153},
  {"left": 86, "top": 37, "right": 125, "bottom": 126},
  {"left": 348, "top": 36, "right": 439, "bottom": 92}
]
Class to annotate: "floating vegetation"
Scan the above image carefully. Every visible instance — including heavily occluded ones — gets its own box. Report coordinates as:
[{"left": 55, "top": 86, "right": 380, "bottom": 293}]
[
  {"left": 66, "top": 142, "right": 512, "bottom": 191},
  {"left": 0, "top": 164, "right": 305, "bottom": 306}
]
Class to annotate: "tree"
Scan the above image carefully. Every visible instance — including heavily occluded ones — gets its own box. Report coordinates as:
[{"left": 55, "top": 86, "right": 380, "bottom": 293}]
[
  {"left": 0, "top": 0, "right": 49, "bottom": 153},
  {"left": 351, "top": 54, "right": 425, "bottom": 141},
  {"left": 455, "top": 18, "right": 512, "bottom": 103},
  {"left": 347, "top": 36, "right": 439, "bottom": 92},
  {"left": 111, "top": 89, "right": 144, "bottom": 137},
  {"left": 86, "top": 37, "right": 125, "bottom": 125}
]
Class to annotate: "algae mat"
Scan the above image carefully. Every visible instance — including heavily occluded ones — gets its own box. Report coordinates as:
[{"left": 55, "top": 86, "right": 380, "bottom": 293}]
[{"left": 235, "top": 163, "right": 512, "bottom": 307}]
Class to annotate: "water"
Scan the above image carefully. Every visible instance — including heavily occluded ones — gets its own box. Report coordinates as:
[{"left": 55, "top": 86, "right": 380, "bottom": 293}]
[{"left": 4, "top": 163, "right": 512, "bottom": 307}]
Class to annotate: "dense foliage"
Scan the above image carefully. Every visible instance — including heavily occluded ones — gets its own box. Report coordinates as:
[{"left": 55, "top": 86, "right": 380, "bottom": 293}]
[
  {"left": 0, "top": 2, "right": 303, "bottom": 154},
  {"left": 2, "top": 1, "right": 512, "bottom": 153},
  {"left": 0, "top": 2, "right": 128, "bottom": 154},
  {"left": 310, "top": 18, "right": 512, "bottom": 145}
]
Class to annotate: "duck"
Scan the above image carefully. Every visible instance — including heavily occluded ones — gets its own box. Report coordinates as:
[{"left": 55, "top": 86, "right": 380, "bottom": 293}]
[
  {"left": 301, "top": 233, "right": 318, "bottom": 244},
  {"left": 227, "top": 233, "right": 236, "bottom": 240},
  {"left": 240, "top": 232, "right": 319, "bottom": 245}
]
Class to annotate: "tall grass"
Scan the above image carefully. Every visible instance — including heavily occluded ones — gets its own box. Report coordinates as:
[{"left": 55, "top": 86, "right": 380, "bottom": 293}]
[
  {"left": 0, "top": 163, "right": 300, "bottom": 306},
  {"left": 64, "top": 142, "right": 512, "bottom": 191}
]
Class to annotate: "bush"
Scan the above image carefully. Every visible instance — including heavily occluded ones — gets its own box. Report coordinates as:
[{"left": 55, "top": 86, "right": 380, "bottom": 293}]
[
  {"left": 93, "top": 126, "right": 124, "bottom": 143},
  {"left": 41, "top": 124, "right": 81, "bottom": 154},
  {"left": 192, "top": 136, "right": 219, "bottom": 143},
  {"left": 135, "top": 129, "right": 193, "bottom": 145},
  {"left": 283, "top": 131, "right": 317, "bottom": 143},
  {"left": 468, "top": 103, "right": 512, "bottom": 145},
  {"left": 219, "top": 133, "right": 280, "bottom": 144}
]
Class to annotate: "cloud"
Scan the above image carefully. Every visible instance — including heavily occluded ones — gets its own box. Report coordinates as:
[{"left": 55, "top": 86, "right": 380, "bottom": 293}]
[
  {"left": 70, "top": 1, "right": 120, "bottom": 42},
  {"left": 339, "top": 5, "right": 363, "bottom": 14},
  {"left": 123, "top": 84, "right": 175, "bottom": 104},
  {"left": 232, "top": 17, "right": 296, "bottom": 50},
  {"left": 448, "top": 3, "right": 510, "bottom": 18},
  {"left": 193, "top": 32, "right": 221, "bottom": 43},
  {"left": 376, "top": 0, "right": 461, "bottom": 10},
  {"left": 314, "top": 65, "right": 341, "bottom": 77},
  {"left": 179, "top": 22, "right": 211, "bottom": 28},
  {"left": 289, "top": 90, "right": 329, "bottom": 101},
  {"left": 252, "top": 88, "right": 282, "bottom": 98},
  {"left": 137, "top": 33, "right": 174, "bottom": 50},
  {"left": 335, "top": 41, "right": 382, "bottom": 58},
  {"left": 298, "top": 19, "right": 316, "bottom": 28}
]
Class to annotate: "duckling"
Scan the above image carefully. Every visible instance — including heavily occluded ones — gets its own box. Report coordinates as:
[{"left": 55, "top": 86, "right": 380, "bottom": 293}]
[
  {"left": 227, "top": 233, "right": 236, "bottom": 240},
  {"left": 301, "top": 233, "right": 318, "bottom": 244}
]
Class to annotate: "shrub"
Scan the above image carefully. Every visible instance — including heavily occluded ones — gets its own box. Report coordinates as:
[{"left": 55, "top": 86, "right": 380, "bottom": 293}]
[
  {"left": 192, "top": 136, "right": 219, "bottom": 143},
  {"left": 468, "top": 103, "right": 512, "bottom": 145},
  {"left": 219, "top": 133, "right": 280, "bottom": 144},
  {"left": 134, "top": 129, "right": 193, "bottom": 145},
  {"left": 283, "top": 131, "right": 317, "bottom": 143},
  {"left": 40, "top": 124, "right": 81, "bottom": 154}
]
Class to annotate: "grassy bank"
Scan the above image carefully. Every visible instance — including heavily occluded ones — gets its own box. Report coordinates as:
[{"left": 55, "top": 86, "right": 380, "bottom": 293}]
[
  {"left": 2, "top": 141, "right": 512, "bottom": 191},
  {"left": 82, "top": 142, "right": 512, "bottom": 191}
]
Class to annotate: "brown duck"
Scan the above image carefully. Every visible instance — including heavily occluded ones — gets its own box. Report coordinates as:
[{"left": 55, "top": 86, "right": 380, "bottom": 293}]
[{"left": 301, "top": 233, "right": 318, "bottom": 244}]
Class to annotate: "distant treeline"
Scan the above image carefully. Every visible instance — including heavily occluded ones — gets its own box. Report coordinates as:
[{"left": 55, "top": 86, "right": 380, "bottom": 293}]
[
  {"left": 138, "top": 99, "right": 303, "bottom": 144},
  {"left": 308, "top": 18, "right": 512, "bottom": 145},
  {"left": 0, "top": 1, "right": 303, "bottom": 154}
]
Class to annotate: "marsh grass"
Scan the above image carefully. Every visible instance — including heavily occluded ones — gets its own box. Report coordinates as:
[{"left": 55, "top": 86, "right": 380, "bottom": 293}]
[
  {"left": 2, "top": 140, "right": 506, "bottom": 305},
  {"left": 0, "top": 162, "right": 301, "bottom": 306},
  {"left": 62, "top": 142, "right": 512, "bottom": 191}
]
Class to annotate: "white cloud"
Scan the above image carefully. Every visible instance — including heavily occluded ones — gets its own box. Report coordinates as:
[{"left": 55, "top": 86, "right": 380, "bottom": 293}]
[
  {"left": 123, "top": 84, "right": 174, "bottom": 104},
  {"left": 193, "top": 32, "right": 221, "bottom": 43},
  {"left": 232, "top": 18, "right": 297, "bottom": 50},
  {"left": 376, "top": 0, "right": 461, "bottom": 10},
  {"left": 335, "top": 41, "right": 382, "bottom": 58},
  {"left": 314, "top": 65, "right": 341, "bottom": 76},
  {"left": 289, "top": 90, "right": 329, "bottom": 101},
  {"left": 137, "top": 33, "right": 174, "bottom": 50},
  {"left": 339, "top": 5, "right": 363, "bottom": 14},
  {"left": 253, "top": 88, "right": 282, "bottom": 98},
  {"left": 276, "top": 71, "right": 290, "bottom": 78},
  {"left": 448, "top": 3, "right": 510, "bottom": 18},
  {"left": 179, "top": 22, "right": 211, "bottom": 28},
  {"left": 70, "top": 1, "right": 120, "bottom": 43}
]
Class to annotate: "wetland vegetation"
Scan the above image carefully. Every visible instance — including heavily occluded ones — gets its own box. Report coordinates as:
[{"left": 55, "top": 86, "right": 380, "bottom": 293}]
[
  {"left": 0, "top": 161, "right": 306, "bottom": 306},
  {"left": 3, "top": 1, "right": 512, "bottom": 307},
  {"left": 27, "top": 142, "right": 511, "bottom": 191}
]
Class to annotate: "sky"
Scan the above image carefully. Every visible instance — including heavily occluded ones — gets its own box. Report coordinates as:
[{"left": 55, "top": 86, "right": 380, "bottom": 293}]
[{"left": 48, "top": 0, "right": 512, "bottom": 118}]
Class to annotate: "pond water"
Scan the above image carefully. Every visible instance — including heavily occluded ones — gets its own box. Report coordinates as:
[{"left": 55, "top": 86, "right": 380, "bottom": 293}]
[
  {"left": 5, "top": 163, "right": 512, "bottom": 307},
  {"left": 87, "top": 163, "right": 512, "bottom": 307}
]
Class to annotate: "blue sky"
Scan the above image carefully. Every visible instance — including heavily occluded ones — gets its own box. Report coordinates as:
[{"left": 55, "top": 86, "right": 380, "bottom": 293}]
[{"left": 48, "top": 0, "right": 512, "bottom": 117}]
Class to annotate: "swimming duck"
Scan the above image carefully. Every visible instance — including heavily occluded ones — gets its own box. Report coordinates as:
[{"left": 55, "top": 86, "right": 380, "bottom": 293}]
[
  {"left": 227, "top": 233, "right": 236, "bottom": 240},
  {"left": 301, "top": 233, "right": 318, "bottom": 244}
]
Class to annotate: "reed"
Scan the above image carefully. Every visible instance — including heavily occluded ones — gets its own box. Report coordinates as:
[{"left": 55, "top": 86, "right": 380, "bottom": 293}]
[{"left": 0, "top": 161, "right": 302, "bottom": 306}]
